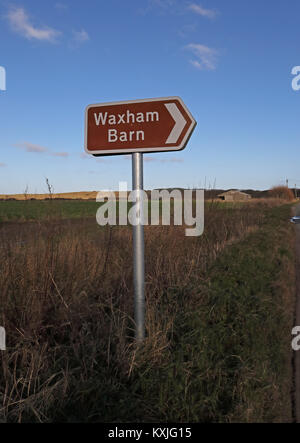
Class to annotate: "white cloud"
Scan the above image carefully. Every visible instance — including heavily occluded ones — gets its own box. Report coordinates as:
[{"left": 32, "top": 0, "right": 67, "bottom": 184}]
[
  {"left": 188, "top": 3, "right": 217, "bottom": 19},
  {"left": 15, "top": 142, "right": 48, "bottom": 153},
  {"left": 14, "top": 142, "right": 68, "bottom": 158},
  {"left": 161, "top": 158, "right": 184, "bottom": 163},
  {"left": 7, "top": 7, "right": 61, "bottom": 42},
  {"left": 186, "top": 43, "right": 219, "bottom": 70},
  {"left": 72, "top": 29, "right": 89, "bottom": 43}
]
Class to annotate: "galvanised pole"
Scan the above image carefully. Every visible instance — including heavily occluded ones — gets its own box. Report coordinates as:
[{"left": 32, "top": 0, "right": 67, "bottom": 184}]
[{"left": 132, "top": 152, "right": 145, "bottom": 342}]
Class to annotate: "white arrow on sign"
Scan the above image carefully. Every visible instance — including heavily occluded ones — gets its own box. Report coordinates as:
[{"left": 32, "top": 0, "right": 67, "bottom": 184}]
[{"left": 165, "top": 103, "right": 187, "bottom": 144}]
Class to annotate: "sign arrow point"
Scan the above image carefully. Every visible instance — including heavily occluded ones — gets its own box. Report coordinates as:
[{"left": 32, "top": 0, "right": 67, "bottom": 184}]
[{"left": 165, "top": 103, "right": 187, "bottom": 144}]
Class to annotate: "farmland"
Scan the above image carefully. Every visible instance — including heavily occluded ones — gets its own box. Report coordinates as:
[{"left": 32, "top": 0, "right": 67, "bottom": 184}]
[
  {"left": 0, "top": 198, "right": 296, "bottom": 422},
  {"left": 0, "top": 195, "right": 272, "bottom": 223},
  {"left": 0, "top": 200, "right": 100, "bottom": 222}
]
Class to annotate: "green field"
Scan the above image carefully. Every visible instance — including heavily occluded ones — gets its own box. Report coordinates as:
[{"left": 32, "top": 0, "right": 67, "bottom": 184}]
[
  {"left": 0, "top": 198, "right": 251, "bottom": 223},
  {"left": 0, "top": 200, "right": 100, "bottom": 221}
]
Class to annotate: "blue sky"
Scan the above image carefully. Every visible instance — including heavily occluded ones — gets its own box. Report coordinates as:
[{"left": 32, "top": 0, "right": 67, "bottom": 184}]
[{"left": 0, "top": 0, "right": 300, "bottom": 194}]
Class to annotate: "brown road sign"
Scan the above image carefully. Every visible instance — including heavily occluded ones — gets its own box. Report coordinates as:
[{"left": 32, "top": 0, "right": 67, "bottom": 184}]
[{"left": 84, "top": 97, "right": 196, "bottom": 156}]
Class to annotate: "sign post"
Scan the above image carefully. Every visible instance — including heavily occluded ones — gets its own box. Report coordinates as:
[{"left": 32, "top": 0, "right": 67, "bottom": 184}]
[
  {"left": 132, "top": 152, "right": 145, "bottom": 342},
  {"left": 84, "top": 96, "right": 196, "bottom": 342}
]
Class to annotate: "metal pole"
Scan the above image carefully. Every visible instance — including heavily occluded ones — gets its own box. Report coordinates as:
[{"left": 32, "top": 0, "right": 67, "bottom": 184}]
[{"left": 132, "top": 152, "right": 145, "bottom": 342}]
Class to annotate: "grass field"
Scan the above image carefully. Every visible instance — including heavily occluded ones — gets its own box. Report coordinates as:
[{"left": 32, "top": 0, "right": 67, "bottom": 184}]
[
  {"left": 0, "top": 200, "right": 100, "bottom": 222},
  {"left": 0, "top": 197, "right": 273, "bottom": 222},
  {"left": 0, "top": 198, "right": 296, "bottom": 422}
]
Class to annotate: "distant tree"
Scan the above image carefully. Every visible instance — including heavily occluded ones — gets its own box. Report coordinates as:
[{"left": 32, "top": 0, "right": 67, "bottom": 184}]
[
  {"left": 268, "top": 186, "right": 294, "bottom": 201},
  {"left": 45, "top": 178, "right": 54, "bottom": 200},
  {"left": 23, "top": 185, "right": 29, "bottom": 201}
]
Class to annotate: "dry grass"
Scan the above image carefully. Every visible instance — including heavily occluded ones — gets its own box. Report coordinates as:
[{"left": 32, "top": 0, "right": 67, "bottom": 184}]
[
  {"left": 268, "top": 186, "right": 295, "bottom": 201},
  {"left": 0, "top": 199, "right": 295, "bottom": 422},
  {"left": 0, "top": 192, "right": 99, "bottom": 201}
]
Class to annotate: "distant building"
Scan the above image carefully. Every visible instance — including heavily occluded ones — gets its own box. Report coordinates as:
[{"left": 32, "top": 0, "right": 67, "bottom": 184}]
[{"left": 218, "top": 190, "right": 252, "bottom": 202}]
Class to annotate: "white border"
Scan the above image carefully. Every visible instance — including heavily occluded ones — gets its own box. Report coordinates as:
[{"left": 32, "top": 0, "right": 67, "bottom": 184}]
[{"left": 84, "top": 96, "right": 197, "bottom": 156}]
